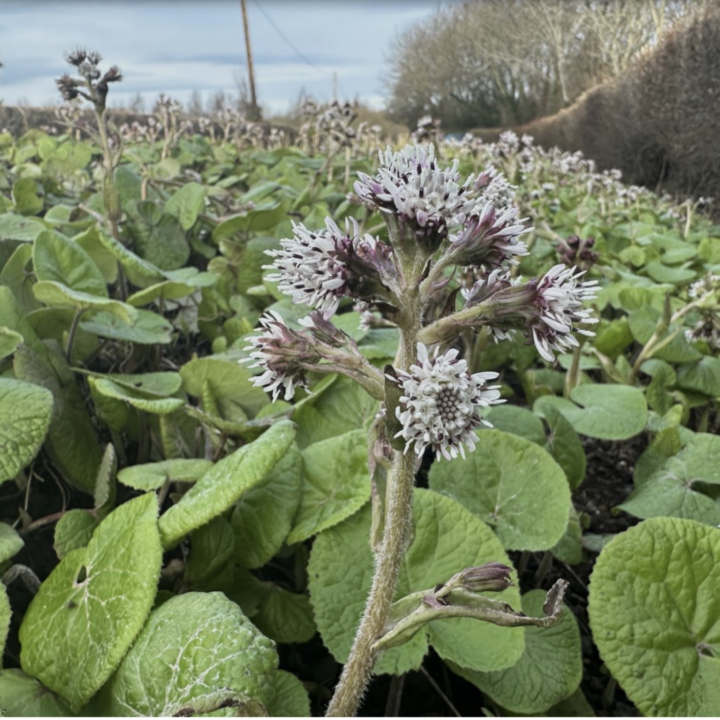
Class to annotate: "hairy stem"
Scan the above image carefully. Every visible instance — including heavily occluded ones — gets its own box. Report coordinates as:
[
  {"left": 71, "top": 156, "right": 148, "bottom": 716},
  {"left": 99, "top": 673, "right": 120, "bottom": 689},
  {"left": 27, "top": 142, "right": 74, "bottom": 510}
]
[{"left": 326, "top": 448, "right": 416, "bottom": 716}]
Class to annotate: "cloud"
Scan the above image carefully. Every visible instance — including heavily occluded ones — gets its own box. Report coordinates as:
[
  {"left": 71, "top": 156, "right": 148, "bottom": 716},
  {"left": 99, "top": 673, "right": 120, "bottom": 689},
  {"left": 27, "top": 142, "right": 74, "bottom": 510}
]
[{"left": 0, "top": 0, "right": 437, "bottom": 108}]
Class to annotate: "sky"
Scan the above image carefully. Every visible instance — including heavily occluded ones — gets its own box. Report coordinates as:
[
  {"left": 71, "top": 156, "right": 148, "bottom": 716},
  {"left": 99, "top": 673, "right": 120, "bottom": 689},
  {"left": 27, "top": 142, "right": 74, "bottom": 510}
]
[{"left": 0, "top": 0, "right": 445, "bottom": 114}]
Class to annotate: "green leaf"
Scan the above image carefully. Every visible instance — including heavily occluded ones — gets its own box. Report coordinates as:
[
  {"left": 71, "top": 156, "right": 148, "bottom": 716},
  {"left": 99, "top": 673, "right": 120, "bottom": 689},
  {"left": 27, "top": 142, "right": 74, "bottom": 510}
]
[
  {"left": 589, "top": 517, "right": 720, "bottom": 716},
  {"left": 88, "top": 377, "right": 184, "bottom": 415},
  {"left": 0, "top": 212, "right": 45, "bottom": 242},
  {"left": 676, "top": 356, "right": 720, "bottom": 397},
  {"left": 53, "top": 510, "right": 98, "bottom": 559},
  {"left": 14, "top": 345, "right": 102, "bottom": 494},
  {"left": 12, "top": 177, "right": 43, "bottom": 215},
  {"left": 100, "top": 591, "right": 278, "bottom": 716},
  {"left": 126, "top": 200, "right": 190, "bottom": 271},
  {"left": 19, "top": 493, "right": 163, "bottom": 710},
  {"left": 158, "top": 420, "right": 296, "bottom": 549},
  {"left": 0, "top": 670, "right": 72, "bottom": 716},
  {"left": 0, "top": 286, "right": 46, "bottom": 356},
  {"left": 1, "top": 243, "right": 39, "bottom": 314},
  {"left": 0, "top": 377, "right": 53, "bottom": 485},
  {"left": 95, "top": 228, "right": 165, "bottom": 288},
  {"left": 542, "top": 405, "right": 586, "bottom": 489},
  {"left": 358, "top": 328, "right": 400, "bottom": 360},
  {"left": 485, "top": 405, "right": 546, "bottom": 446},
  {"left": 33, "top": 230, "right": 107, "bottom": 297},
  {"left": 117, "top": 458, "right": 212, "bottom": 491},
  {"left": 232, "top": 444, "right": 303, "bottom": 568},
  {"left": 641, "top": 358, "right": 677, "bottom": 415},
  {"left": 25, "top": 307, "right": 98, "bottom": 363},
  {"left": 181, "top": 356, "right": 269, "bottom": 419},
  {"left": 0, "top": 327, "right": 22, "bottom": 361},
  {"left": 213, "top": 201, "right": 288, "bottom": 241},
  {"left": 645, "top": 260, "right": 696, "bottom": 284},
  {"left": 293, "top": 376, "right": 378, "bottom": 448},
  {"left": 33, "top": 281, "right": 136, "bottom": 323},
  {"left": 185, "top": 516, "right": 236, "bottom": 587},
  {"left": 232, "top": 237, "right": 280, "bottom": 294},
  {"left": 93, "top": 443, "right": 117, "bottom": 512},
  {"left": 451, "top": 589, "right": 582, "bottom": 714},
  {"left": 534, "top": 384, "right": 648, "bottom": 440},
  {"left": 267, "top": 671, "right": 310, "bottom": 718},
  {"left": 87, "top": 370, "right": 182, "bottom": 396},
  {"left": 429, "top": 430, "right": 570, "bottom": 551},
  {"left": 593, "top": 317, "right": 634, "bottom": 358},
  {"left": 0, "top": 584, "right": 9, "bottom": 665},
  {"left": 628, "top": 308, "right": 702, "bottom": 363},
  {"left": 165, "top": 181, "right": 206, "bottom": 230},
  {"left": 620, "top": 433, "right": 720, "bottom": 524},
  {"left": 80, "top": 308, "right": 173, "bottom": 345},
  {"left": 114, "top": 166, "right": 142, "bottom": 205},
  {"left": 551, "top": 504, "right": 583, "bottom": 564},
  {"left": 126, "top": 270, "right": 217, "bottom": 307},
  {"left": 288, "top": 430, "right": 371, "bottom": 545},
  {"left": 233, "top": 569, "right": 316, "bottom": 645},
  {"left": 309, "top": 489, "right": 524, "bottom": 675},
  {"left": 73, "top": 226, "right": 118, "bottom": 284},
  {"left": 0, "top": 522, "right": 24, "bottom": 564}
]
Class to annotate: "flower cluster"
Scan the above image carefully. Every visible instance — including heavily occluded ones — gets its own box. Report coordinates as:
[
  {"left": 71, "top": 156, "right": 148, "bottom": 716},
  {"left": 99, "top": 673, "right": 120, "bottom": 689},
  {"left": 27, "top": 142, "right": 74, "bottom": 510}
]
[
  {"left": 557, "top": 234, "right": 598, "bottom": 269},
  {"left": 475, "top": 167, "right": 517, "bottom": 210},
  {"left": 265, "top": 218, "right": 355, "bottom": 315},
  {"left": 528, "top": 265, "right": 598, "bottom": 361},
  {"left": 448, "top": 203, "right": 530, "bottom": 268},
  {"left": 392, "top": 343, "right": 503, "bottom": 460},
  {"left": 253, "top": 141, "right": 598, "bottom": 462},
  {"left": 56, "top": 48, "right": 122, "bottom": 112},
  {"left": 264, "top": 218, "right": 394, "bottom": 316},
  {"left": 243, "top": 311, "right": 315, "bottom": 401},
  {"left": 355, "top": 144, "right": 479, "bottom": 242},
  {"left": 460, "top": 264, "right": 598, "bottom": 361}
]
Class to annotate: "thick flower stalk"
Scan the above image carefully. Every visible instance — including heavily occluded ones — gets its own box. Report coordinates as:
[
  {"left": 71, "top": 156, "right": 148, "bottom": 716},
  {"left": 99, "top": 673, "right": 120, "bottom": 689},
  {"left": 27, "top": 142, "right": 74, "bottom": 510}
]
[{"left": 249, "top": 142, "right": 597, "bottom": 716}]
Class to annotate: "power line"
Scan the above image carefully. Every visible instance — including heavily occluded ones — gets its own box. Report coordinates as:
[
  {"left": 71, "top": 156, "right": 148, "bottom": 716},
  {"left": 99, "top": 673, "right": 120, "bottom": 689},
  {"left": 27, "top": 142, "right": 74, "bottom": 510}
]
[{"left": 251, "top": 0, "right": 322, "bottom": 73}]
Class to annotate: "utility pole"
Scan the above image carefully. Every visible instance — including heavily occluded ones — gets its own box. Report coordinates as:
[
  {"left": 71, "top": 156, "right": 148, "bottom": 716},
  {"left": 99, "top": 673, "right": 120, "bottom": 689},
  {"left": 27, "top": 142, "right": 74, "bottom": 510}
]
[
  {"left": 240, "top": 0, "right": 259, "bottom": 119},
  {"left": 332, "top": 71, "right": 338, "bottom": 102}
]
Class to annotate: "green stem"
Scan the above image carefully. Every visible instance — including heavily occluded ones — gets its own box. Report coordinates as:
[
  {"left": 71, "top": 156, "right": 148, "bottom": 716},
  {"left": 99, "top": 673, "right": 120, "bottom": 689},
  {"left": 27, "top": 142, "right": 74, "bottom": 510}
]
[
  {"left": 564, "top": 342, "right": 584, "bottom": 398},
  {"left": 66, "top": 308, "right": 87, "bottom": 363},
  {"left": 325, "top": 448, "right": 417, "bottom": 716}
]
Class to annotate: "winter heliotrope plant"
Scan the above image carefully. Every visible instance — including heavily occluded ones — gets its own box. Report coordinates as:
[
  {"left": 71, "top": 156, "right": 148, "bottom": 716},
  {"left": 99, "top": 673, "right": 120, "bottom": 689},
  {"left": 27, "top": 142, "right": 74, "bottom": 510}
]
[{"left": 245, "top": 142, "right": 596, "bottom": 715}]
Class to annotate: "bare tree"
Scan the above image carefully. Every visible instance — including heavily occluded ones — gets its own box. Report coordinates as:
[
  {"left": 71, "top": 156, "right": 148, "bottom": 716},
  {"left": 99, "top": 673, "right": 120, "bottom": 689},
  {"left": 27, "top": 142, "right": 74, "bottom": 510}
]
[{"left": 385, "top": 0, "right": 699, "bottom": 130}]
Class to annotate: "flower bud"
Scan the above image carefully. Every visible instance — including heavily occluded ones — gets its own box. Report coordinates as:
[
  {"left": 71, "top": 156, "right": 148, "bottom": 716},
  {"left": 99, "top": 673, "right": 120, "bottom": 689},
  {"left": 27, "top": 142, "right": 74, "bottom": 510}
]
[
  {"left": 558, "top": 234, "right": 598, "bottom": 269},
  {"left": 298, "top": 310, "right": 355, "bottom": 349},
  {"left": 458, "top": 563, "right": 513, "bottom": 593}
]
